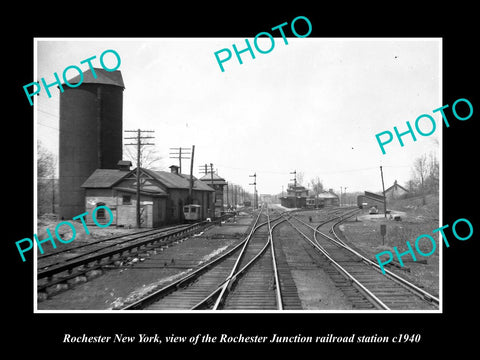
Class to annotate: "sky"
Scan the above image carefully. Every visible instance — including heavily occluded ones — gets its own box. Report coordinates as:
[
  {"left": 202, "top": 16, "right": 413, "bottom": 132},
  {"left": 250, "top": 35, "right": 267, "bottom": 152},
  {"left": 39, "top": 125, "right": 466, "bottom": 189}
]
[{"left": 35, "top": 38, "right": 441, "bottom": 195}]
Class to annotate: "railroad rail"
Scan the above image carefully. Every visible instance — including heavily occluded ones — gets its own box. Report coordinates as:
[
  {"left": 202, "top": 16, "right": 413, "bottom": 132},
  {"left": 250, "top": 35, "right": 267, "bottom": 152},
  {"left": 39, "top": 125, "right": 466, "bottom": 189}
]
[
  {"left": 211, "top": 206, "right": 286, "bottom": 310},
  {"left": 287, "top": 211, "right": 439, "bottom": 310},
  {"left": 37, "top": 219, "right": 223, "bottom": 295},
  {"left": 38, "top": 224, "right": 191, "bottom": 269},
  {"left": 120, "top": 205, "right": 303, "bottom": 311}
]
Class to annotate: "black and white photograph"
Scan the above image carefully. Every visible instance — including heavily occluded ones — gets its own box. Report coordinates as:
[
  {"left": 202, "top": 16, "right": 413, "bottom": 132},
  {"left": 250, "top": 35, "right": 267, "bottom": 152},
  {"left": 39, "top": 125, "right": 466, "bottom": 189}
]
[
  {"left": 34, "top": 38, "right": 442, "bottom": 313},
  {"left": 6, "top": 6, "right": 478, "bottom": 354}
]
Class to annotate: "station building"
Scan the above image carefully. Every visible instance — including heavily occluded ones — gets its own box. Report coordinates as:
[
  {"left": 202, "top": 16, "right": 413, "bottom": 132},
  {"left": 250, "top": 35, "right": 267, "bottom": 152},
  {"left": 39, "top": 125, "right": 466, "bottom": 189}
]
[
  {"left": 280, "top": 185, "right": 308, "bottom": 208},
  {"left": 199, "top": 172, "right": 227, "bottom": 217},
  {"left": 384, "top": 180, "right": 409, "bottom": 200},
  {"left": 306, "top": 189, "right": 340, "bottom": 208},
  {"left": 80, "top": 162, "right": 215, "bottom": 227}
]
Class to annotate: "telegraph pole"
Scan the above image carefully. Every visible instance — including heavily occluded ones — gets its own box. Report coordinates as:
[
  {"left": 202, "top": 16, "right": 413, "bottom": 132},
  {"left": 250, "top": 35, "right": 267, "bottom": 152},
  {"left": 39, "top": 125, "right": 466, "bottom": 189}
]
[
  {"left": 234, "top": 184, "right": 237, "bottom": 207},
  {"left": 225, "top": 182, "right": 229, "bottom": 210},
  {"left": 169, "top": 147, "right": 191, "bottom": 174},
  {"left": 198, "top": 163, "right": 209, "bottom": 175},
  {"left": 380, "top": 166, "right": 387, "bottom": 218},
  {"left": 124, "top": 129, "right": 155, "bottom": 228},
  {"left": 188, "top": 145, "right": 195, "bottom": 203},
  {"left": 249, "top": 173, "right": 257, "bottom": 209},
  {"left": 210, "top": 163, "right": 215, "bottom": 218},
  {"left": 290, "top": 170, "right": 297, "bottom": 208}
]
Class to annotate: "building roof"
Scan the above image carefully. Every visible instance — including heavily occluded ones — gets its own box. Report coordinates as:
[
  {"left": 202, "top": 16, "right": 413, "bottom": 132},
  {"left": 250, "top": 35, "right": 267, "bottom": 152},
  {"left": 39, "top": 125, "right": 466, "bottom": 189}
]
[
  {"left": 364, "top": 191, "right": 385, "bottom": 201},
  {"left": 80, "top": 169, "right": 127, "bottom": 188},
  {"left": 143, "top": 168, "right": 215, "bottom": 192},
  {"left": 113, "top": 186, "right": 167, "bottom": 197},
  {"left": 64, "top": 68, "right": 125, "bottom": 88},
  {"left": 117, "top": 160, "right": 132, "bottom": 166},
  {"left": 385, "top": 180, "right": 409, "bottom": 194},
  {"left": 317, "top": 191, "right": 338, "bottom": 199},
  {"left": 199, "top": 172, "right": 227, "bottom": 185},
  {"left": 82, "top": 167, "right": 215, "bottom": 192}
]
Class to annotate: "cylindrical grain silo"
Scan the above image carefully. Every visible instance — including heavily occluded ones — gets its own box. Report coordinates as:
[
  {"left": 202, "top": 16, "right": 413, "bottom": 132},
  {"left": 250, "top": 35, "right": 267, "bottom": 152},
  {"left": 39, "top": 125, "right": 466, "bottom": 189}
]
[{"left": 59, "top": 68, "right": 125, "bottom": 219}]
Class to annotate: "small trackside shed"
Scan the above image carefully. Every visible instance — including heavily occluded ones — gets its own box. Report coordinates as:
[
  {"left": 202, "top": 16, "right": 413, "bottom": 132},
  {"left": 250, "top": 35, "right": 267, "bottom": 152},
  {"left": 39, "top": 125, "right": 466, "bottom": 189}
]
[{"left": 357, "top": 191, "right": 385, "bottom": 210}]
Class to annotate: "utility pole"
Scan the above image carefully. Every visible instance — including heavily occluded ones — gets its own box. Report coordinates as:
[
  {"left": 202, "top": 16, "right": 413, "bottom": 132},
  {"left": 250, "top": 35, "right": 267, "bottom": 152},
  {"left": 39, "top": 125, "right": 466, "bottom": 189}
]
[
  {"left": 188, "top": 145, "right": 195, "bottom": 204},
  {"left": 380, "top": 165, "right": 387, "bottom": 218},
  {"left": 249, "top": 173, "right": 257, "bottom": 209},
  {"left": 52, "top": 178, "right": 55, "bottom": 213},
  {"left": 233, "top": 184, "right": 237, "bottom": 207},
  {"left": 210, "top": 163, "right": 215, "bottom": 218},
  {"left": 290, "top": 170, "right": 297, "bottom": 208},
  {"left": 198, "top": 163, "right": 209, "bottom": 175},
  {"left": 169, "top": 147, "right": 191, "bottom": 174},
  {"left": 124, "top": 129, "right": 155, "bottom": 228},
  {"left": 225, "top": 182, "right": 229, "bottom": 210}
]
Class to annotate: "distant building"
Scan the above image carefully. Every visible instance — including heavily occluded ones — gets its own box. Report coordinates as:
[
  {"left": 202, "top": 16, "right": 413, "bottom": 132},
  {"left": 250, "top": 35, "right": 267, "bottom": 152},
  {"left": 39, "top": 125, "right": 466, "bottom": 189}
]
[
  {"left": 318, "top": 189, "right": 340, "bottom": 206},
  {"left": 81, "top": 162, "right": 215, "bottom": 227},
  {"left": 260, "top": 194, "right": 273, "bottom": 204},
  {"left": 357, "top": 191, "right": 385, "bottom": 210},
  {"left": 280, "top": 185, "right": 308, "bottom": 208},
  {"left": 199, "top": 172, "right": 227, "bottom": 217},
  {"left": 385, "top": 180, "right": 409, "bottom": 200},
  {"left": 307, "top": 189, "right": 339, "bottom": 208}
]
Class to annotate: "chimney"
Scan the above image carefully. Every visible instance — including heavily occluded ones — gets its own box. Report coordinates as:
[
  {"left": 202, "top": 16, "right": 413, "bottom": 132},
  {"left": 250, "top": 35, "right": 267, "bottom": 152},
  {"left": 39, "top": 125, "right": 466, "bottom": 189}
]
[
  {"left": 117, "top": 160, "right": 132, "bottom": 171},
  {"left": 169, "top": 165, "right": 180, "bottom": 175},
  {"left": 329, "top": 188, "right": 333, "bottom": 193}
]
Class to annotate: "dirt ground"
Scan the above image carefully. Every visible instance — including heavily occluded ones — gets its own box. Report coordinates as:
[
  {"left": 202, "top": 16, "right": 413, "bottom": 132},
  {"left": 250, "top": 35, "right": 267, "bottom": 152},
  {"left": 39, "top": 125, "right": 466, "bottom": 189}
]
[
  {"left": 277, "top": 221, "right": 353, "bottom": 310},
  {"left": 340, "top": 208, "right": 440, "bottom": 298},
  {"left": 36, "top": 202, "right": 440, "bottom": 311},
  {"left": 37, "top": 216, "right": 252, "bottom": 310}
]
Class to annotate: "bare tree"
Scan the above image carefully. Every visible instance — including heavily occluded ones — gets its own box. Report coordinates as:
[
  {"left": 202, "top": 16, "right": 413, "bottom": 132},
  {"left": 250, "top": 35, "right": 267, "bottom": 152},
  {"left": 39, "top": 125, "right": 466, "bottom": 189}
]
[
  {"left": 38, "top": 141, "right": 56, "bottom": 178},
  {"left": 412, "top": 154, "right": 428, "bottom": 194},
  {"left": 123, "top": 144, "right": 163, "bottom": 170},
  {"left": 411, "top": 151, "right": 439, "bottom": 196},
  {"left": 426, "top": 151, "right": 439, "bottom": 193},
  {"left": 309, "top": 176, "right": 324, "bottom": 195},
  {"left": 37, "top": 141, "right": 57, "bottom": 215},
  {"left": 296, "top": 171, "right": 305, "bottom": 186}
]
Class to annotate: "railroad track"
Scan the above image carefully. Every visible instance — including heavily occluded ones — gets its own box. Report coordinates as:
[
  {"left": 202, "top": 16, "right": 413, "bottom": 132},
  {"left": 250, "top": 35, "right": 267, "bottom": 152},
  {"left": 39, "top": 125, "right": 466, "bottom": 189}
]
[
  {"left": 287, "top": 211, "right": 439, "bottom": 310},
  {"left": 37, "top": 224, "right": 191, "bottom": 269},
  {"left": 212, "top": 206, "right": 301, "bottom": 310},
  {"left": 120, "top": 205, "right": 303, "bottom": 311},
  {"left": 37, "top": 220, "right": 217, "bottom": 297}
]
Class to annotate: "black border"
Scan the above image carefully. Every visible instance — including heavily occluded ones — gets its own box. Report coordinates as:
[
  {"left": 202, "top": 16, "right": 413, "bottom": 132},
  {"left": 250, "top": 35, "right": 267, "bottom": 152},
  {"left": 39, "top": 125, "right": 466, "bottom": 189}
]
[{"left": 7, "top": 5, "right": 478, "bottom": 354}]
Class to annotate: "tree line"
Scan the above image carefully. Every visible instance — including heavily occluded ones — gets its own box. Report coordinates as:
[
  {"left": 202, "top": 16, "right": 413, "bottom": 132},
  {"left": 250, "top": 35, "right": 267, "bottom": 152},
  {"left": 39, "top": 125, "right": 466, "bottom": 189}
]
[{"left": 406, "top": 151, "right": 439, "bottom": 197}]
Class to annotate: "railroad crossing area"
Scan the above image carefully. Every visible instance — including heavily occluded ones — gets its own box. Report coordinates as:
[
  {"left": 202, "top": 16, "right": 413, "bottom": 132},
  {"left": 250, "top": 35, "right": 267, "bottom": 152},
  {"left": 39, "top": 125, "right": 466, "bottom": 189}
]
[{"left": 36, "top": 206, "right": 439, "bottom": 311}]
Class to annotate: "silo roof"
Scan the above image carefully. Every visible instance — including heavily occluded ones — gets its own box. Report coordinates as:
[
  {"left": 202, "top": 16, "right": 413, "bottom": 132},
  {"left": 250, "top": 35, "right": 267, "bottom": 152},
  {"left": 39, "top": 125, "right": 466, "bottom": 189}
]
[{"left": 64, "top": 68, "right": 124, "bottom": 88}]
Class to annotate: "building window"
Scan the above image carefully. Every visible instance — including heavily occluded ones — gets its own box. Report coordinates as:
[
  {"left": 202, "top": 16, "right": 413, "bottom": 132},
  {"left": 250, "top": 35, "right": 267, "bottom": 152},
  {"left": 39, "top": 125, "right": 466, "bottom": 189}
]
[
  {"left": 96, "top": 202, "right": 106, "bottom": 219},
  {"left": 123, "top": 195, "right": 131, "bottom": 205}
]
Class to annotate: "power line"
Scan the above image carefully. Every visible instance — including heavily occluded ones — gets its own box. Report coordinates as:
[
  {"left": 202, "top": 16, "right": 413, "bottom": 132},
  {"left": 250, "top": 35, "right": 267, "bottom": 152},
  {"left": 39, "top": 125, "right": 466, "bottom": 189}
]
[
  {"left": 37, "top": 108, "right": 58, "bottom": 118},
  {"left": 37, "top": 122, "right": 59, "bottom": 131}
]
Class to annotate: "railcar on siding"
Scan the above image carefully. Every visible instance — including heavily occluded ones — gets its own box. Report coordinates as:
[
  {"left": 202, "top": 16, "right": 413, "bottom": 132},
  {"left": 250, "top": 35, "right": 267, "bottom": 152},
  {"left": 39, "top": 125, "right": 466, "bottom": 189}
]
[{"left": 183, "top": 204, "right": 202, "bottom": 221}]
